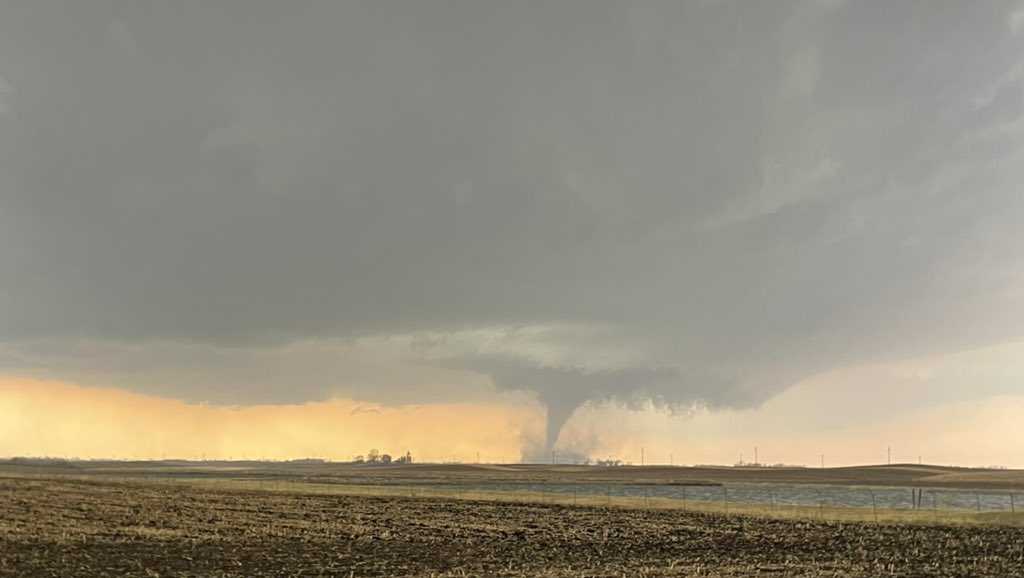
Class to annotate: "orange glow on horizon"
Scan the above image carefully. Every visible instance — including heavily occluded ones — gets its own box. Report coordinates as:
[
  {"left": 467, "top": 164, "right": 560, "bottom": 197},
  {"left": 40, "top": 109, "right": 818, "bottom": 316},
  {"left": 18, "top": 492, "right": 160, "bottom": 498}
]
[
  {"left": 4, "top": 362, "right": 1024, "bottom": 469},
  {"left": 0, "top": 377, "right": 542, "bottom": 463}
]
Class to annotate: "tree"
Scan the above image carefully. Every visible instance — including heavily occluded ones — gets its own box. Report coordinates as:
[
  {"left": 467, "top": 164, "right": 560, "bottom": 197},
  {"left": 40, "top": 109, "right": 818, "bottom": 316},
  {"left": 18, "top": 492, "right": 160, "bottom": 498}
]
[{"left": 367, "top": 449, "right": 380, "bottom": 464}]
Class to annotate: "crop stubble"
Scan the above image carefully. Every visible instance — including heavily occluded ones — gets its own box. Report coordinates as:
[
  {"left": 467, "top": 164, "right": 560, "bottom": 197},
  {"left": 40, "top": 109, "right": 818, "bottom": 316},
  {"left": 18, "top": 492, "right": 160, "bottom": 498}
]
[{"left": 2, "top": 477, "right": 1024, "bottom": 577}]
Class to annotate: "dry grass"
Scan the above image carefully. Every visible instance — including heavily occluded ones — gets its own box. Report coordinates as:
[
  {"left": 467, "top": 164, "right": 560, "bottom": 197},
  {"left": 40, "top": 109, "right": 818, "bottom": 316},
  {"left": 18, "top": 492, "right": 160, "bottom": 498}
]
[
  {"left": 7, "top": 460, "right": 1024, "bottom": 490},
  {"left": 10, "top": 472, "right": 1021, "bottom": 528}
]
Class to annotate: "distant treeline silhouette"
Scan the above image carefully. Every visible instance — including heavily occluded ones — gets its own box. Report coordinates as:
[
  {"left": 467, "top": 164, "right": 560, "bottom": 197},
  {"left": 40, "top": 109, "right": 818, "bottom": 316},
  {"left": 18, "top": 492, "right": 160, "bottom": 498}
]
[{"left": 352, "top": 449, "right": 413, "bottom": 465}]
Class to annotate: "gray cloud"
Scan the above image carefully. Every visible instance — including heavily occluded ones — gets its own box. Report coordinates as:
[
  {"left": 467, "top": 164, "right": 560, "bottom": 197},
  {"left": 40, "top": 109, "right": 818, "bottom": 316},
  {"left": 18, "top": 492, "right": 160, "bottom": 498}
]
[{"left": 2, "top": 1, "right": 1024, "bottom": 447}]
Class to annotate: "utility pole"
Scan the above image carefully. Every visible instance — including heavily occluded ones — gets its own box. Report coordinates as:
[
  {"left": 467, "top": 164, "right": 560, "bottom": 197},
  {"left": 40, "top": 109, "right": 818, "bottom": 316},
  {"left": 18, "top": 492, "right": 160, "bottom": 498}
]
[
  {"left": 641, "top": 447, "right": 645, "bottom": 466},
  {"left": 887, "top": 446, "right": 891, "bottom": 465},
  {"left": 754, "top": 447, "right": 758, "bottom": 466},
  {"left": 821, "top": 454, "right": 825, "bottom": 469}
]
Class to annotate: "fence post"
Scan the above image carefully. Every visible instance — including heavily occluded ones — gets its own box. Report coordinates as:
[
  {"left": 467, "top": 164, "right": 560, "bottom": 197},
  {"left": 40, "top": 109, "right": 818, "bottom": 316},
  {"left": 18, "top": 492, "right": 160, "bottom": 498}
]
[
  {"left": 976, "top": 493, "right": 981, "bottom": 513},
  {"left": 573, "top": 486, "right": 577, "bottom": 506},
  {"left": 682, "top": 486, "right": 687, "bottom": 511},
  {"left": 722, "top": 486, "right": 728, "bottom": 513},
  {"left": 607, "top": 486, "right": 611, "bottom": 506},
  {"left": 871, "top": 491, "right": 878, "bottom": 524},
  {"left": 1011, "top": 494, "right": 1016, "bottom": 514}
]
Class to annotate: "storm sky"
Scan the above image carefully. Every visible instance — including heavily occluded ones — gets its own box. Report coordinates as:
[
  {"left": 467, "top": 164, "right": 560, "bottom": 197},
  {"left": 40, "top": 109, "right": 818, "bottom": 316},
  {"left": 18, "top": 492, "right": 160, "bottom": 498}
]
[{"left": 2, "top": 1, "right": 1024, "bottom": 462}]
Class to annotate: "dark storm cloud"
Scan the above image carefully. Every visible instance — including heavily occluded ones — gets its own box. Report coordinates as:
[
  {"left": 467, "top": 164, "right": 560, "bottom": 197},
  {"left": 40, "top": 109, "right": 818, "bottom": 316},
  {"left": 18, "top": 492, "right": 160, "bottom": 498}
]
[{"left": 2, "top": 1, "right": 1024, "bottom": 444}]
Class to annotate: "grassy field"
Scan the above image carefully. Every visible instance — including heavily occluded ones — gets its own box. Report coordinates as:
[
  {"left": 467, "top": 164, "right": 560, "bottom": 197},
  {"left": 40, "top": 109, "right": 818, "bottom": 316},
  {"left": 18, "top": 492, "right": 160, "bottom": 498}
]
[
  {"left": 11, "top": 474, "right": 1020, "bottom": 527},
  {"left": 4, "top": 468, "right": 1024, "bottom": 577},
  {"left": 6, "top": 459, "right": 1024, "bottom": 491}
]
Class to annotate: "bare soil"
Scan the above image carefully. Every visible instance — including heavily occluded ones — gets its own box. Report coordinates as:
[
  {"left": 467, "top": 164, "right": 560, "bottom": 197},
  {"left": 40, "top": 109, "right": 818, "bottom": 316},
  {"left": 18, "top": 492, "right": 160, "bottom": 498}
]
[{"left": 3, "top": 476, "right": 1024, "bottom": 577}]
